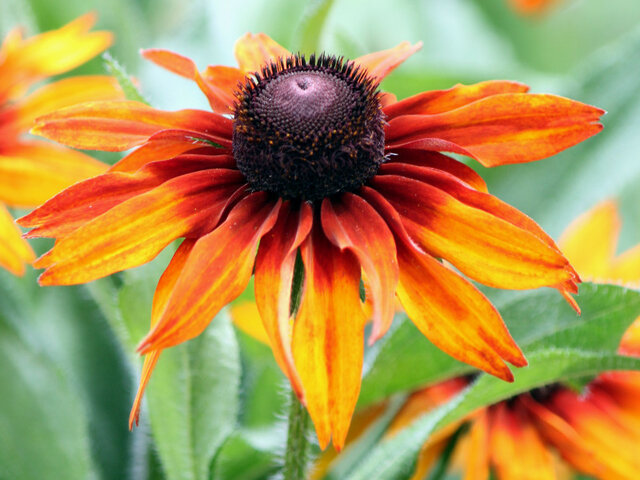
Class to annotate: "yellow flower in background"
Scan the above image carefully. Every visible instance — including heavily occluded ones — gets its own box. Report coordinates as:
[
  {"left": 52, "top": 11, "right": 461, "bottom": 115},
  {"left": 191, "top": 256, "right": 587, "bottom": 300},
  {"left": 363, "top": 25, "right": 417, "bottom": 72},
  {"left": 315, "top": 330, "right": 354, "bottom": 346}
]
[
  {"left": 314, "top": 201, "right": 640, "bottom": 479},
  {"left": 0, "top": 13, "right": 123, "bottom": 275}
]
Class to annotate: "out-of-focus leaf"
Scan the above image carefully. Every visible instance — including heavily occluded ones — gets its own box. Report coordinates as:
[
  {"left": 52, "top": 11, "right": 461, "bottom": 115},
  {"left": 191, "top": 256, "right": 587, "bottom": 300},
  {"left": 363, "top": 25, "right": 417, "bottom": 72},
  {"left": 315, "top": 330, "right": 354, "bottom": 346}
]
[
  {"left": 347, "top": 349, "right": 640, "bottom": 480},
  {"left": 0, "top": 310, "right": 97, "bottom": 480},
  {"left": 211, "top": 428, "right": 282, "bottom": 480},
  {"left": 293, "top": 0, "right": 336, "bottom": 54},
  {"left": 359, "top": 284, "right": 640, "bottom": 407}
]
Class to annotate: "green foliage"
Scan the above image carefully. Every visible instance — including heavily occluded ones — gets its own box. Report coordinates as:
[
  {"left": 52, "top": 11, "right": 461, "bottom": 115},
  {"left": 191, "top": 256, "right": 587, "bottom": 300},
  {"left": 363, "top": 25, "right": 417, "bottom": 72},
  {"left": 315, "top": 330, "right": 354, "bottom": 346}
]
[
  {"left": 293, "top": 0, "right": 336, "bottom": 53},
  {"left": 103, "top": 52, "right": 151, "bottom": 105}
]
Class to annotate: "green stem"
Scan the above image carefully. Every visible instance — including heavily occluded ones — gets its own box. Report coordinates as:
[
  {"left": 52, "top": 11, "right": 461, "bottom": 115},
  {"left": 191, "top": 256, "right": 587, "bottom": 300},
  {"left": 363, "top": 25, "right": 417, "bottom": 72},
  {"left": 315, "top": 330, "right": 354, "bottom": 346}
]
[{"left": 283, "top": 389, "right": 311, "bottom": 480}]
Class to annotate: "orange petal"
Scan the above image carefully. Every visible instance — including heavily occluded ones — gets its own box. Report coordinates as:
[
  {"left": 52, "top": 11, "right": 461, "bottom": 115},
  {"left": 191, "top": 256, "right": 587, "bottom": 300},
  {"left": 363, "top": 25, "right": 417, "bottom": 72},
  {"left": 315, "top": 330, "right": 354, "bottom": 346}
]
[
  {"left": 354, "top": 41, "right": 422, "bottom": 83},
  {"left": 234, "top": 33, "right": 290, "bottom": 73},
  {"left": 389, "top": 149, "right": 488, "bottom": 192},
  {"left": 35, "top": 169, "right": 244, "bottom": 284},
  {"left": 292, "top": 224, "right": 367, "bottom": 450},
  {"left": 141, "top": 49, "right": 237, "bottom": 114},
  {"left": 229, "top": 300, "right": 271, "bottom": 345},
  {"left": 137, "top": 193, "right": 281, "bottom": 353},
  {"left": 383, "top": 80, "right": 529, "bottom": 119},
  {"left": 32, "top": 100, "right": 233, "bottom": 151},
  {"left": 129, "top": 238, "right": 196, "bottom": 428},
  {"left": 463, "top": 409, "right": 490, "bottom": 480},
  {"left": 489, "top": 403, "right": 557, "bottom": 479},
  {"left": 0, "top": 140, "right": 107, "bottom": 207},
  {"left": 509, "top": 0, "right": 557, "bottom": 15},
  {"left": 619, "top": 317, "right": 640, "bottom": 356},
  {"left": 202, "top": 65, "right": 246, "bottom": 105},
  {"left": 0, "top": 13, "right": 112, "bottom": 100},
  {"left": 557, "top": 200, "right": 620, "bottom": 281},
  {"left": 372, "top": 174, "right": 577, "bottom": 291},
  {"left": 321, "top": 193, "right": 399, "bottom": 343},
  {"left": 10, "top": 75, "right": 124, "bottom": 132},
  {"left": 254, "top": 201, "right": 313, "bottom": 399},
  {"left": 386, "top": 93, "right": 604, "bottom": 167},
  {"left": 0, "top": 203, "right": 35, "bottom": 275}
]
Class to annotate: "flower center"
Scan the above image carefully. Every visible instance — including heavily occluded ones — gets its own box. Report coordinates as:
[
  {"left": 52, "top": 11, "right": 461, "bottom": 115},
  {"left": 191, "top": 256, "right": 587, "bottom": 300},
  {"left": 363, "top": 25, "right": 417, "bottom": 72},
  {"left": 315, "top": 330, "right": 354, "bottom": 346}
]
[{"left": 233, "top": 54, "right": 385, "bottom": 200}]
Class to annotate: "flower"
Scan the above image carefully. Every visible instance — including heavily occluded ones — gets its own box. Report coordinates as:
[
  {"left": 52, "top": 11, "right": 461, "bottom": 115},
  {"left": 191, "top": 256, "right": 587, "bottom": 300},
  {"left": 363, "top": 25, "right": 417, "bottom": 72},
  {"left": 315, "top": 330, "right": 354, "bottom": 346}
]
[
  {"left": 20, "top": 33, "right": 603, "bottom": 449},
  {"left": 508, "top": 0, "right": 560, "bottom": 15},
  {"left": 0, "top": 13, "right": 123, "bottom": 275},
  {"left": 320, "top": 201, "right": 640, "bottom": 479}
]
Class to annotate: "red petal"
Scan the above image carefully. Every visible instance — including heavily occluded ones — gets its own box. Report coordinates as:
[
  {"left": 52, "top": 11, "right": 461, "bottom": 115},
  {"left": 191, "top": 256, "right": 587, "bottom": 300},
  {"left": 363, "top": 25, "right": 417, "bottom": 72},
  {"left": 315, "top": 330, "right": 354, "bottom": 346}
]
[
  {"left": 292, "top": 224, "right": 366, "bottom": 450},
  {"left": 254, "top": 201, "right": 313, "bottom": 399},
  {"left": 372, "top": 175, "right": 578, "bottom": 291},
  {"left": 137, "top": 193, "right": 281, "bottom": 353},
  {"left": 353, "top": 41, "right": 422, "bottom": 83},
  {"left": 31, "top": 100, "right": 232, "bottom": 151},
  {"left": 129, "top": 239, "right": 196, "bottom": 429},
  {"left": 386, "top": 93, "right": 604, "bottom": 167},
  {"left": 383, "top": 80, "right": 529, "bottom": 119},
  {"left": 35, "top": 169, "right": 244, "bottom": 284},
  {"left": 321, "top": 193, "right": 398, "bottom": 343}
]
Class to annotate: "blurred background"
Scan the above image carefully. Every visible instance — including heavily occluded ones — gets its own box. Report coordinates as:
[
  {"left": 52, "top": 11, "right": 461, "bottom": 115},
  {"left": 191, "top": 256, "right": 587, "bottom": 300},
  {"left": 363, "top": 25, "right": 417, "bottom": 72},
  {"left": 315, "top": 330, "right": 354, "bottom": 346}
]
[{"left": 1, "top": 0, "right": 640, "bottom": 479}]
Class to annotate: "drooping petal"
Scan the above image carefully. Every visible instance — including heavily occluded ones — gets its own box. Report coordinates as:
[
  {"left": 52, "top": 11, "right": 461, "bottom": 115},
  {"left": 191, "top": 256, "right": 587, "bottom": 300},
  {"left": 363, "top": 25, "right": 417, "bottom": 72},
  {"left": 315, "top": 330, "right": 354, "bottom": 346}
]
[
  {"left": 31, "top": 100, "right": 233, "bottom": 151},
  {"left": 9, "top": 75, "right": 124, "bottom": 132},
  {"left": 137, "top": 193, "right": 281, "bottom": 353},
  {"left": 557, "top": 200, "right": 620, "bottom": 280},
  {"left": 234, "top": 33, "right": 290, "bottom": 73},
  {"left": 383, "top": 81, "right": 529, "bottom": 119},
  {"left": 386, "top": 93, "right": 604, "bottom": 167},
  {"left": 462, "top": 410, "right": 491, "bottom": 480},
  {"left": 254, "top": 201, "right": 313, "bottom": 398},
  {"left": 360, "top": 187, "right": 525, "bottom": 379},
  {"left": 34, "top": 169, "right": 244, "bottom": 285},
  {"left": 489, "top": 404, "right": 557, "bottom": 480},
  {"left": 292, "top": 224, "right": 367, "bottom": 450},
  {"left": 141, "top": 49, "right": 237, "bottom": 114},
  {"left": 372, "top": 175, "right": 577, "bottom": 292},
  {"left": 0, "top": 203, "right": 35, "bottom": 275},
  {"left": 0, "top": 141, "right": 107, "bottom": 207},
  {"left": 388, "top": 149, "right": 488, "bottom": 192},
  {"left": 353, "top": 41, "right": 422, "bottom": 83},
  {"left": 321, "top": 193, "right": 398, "bottom": 343},
  {"left": 129, "top": 238, "right": 196, "bottom": 428},
  {"left": 229, "top": 300, "right": 271, "bottom": 345}
]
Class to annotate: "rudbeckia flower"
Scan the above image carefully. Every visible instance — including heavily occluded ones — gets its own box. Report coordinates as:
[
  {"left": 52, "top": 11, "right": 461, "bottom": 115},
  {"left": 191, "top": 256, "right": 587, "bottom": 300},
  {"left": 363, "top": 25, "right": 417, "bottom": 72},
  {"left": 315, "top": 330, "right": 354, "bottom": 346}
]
[
  {"left": 20, "top": 33, "right": 602, "bottom": 449},
  {"left": 317, "top": 201, "right": 640, "bottom": 478},
  {"left": 0, "top": 13, "right": 123, "bottom": 275}
]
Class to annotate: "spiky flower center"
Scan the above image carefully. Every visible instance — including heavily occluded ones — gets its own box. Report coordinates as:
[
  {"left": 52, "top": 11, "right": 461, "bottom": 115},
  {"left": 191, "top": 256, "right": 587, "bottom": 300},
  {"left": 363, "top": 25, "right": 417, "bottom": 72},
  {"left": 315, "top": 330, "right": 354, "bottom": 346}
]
[{"left": 233, "top": 54, "right": 385, "bottom": 201}]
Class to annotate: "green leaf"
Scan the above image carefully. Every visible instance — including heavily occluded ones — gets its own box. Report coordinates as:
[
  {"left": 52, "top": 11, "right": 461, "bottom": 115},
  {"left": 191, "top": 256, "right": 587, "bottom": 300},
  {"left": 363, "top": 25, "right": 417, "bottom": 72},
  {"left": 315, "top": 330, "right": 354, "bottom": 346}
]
[
  {"left": 293, "top": 0, "right": 336, "bottom": 53},
  {"left": 359, "top": 283, "right": 640, "bottom": 407},
  {"left": 103, "top": 52, "right": 151, "bottom": 105},
  {"left": 347, "top": 349, "right": 640, "bottom": 480}
]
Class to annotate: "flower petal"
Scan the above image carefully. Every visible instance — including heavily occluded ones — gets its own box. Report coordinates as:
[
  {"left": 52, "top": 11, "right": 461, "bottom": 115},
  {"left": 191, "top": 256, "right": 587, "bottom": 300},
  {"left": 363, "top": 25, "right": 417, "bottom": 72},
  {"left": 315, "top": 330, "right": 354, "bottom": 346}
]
[
  {"left": 557, "top": 200, "right": 620, "bottom": 281},
  {"left": 34, "top": 169, "right": 244, "bottom": 285},
  {"left": 354, "top": 41, "right": 422, "bottom": 83},
  {"left": 360, "top": 186, "right": 526, "bottom": 378},
  {"left": 141, "top": 49, "right": 237, "bottom": 114},
  {"left": 383, "top": 80, "right": 529, "bottom": 119},
  {"left": 0, "top": 203, "right": 35, "bottom": 275},
  {"left": 386, "top": 93, "right": 604, "bottom": 167},
  {"left": 32, "top": 100, "right": 233, "bottom": 151},
  {"left": 229, "top": 300, "right": 271, "bottom": 345},
  {"left": 489, "top": 403, "right": 557, "bottom": 479},
  {"left": 321, "top": 193, "right": 398, "bottom": 343},
  {"left": 129, "top": 238, "right": 196, "bottom": 428},
  {"left": 254, "top": 201, "right": 313, "bottom": 399},
  {"left": 372, "top": 175, "right": 577, "bottom": 291},
  {"left": 0, "top": 141, "right": 107, "bottom": 207},
  {"left": 463, "top": 409, "right": 490, "bottom": 480},
  {"left": 234, "top": 33, "right": 290, "bottom": 73},
  {"left": 388, "top": 149, "right": 488, "bottom": 192},
  {"left": 10, "top": 75, "right": 124, "bottom": 132},
  {"left": 137, "top": 193, "right": 281, "bottom": 353},
  {"left": 292, "top": 224, "right": 367, "bottom": 450}
]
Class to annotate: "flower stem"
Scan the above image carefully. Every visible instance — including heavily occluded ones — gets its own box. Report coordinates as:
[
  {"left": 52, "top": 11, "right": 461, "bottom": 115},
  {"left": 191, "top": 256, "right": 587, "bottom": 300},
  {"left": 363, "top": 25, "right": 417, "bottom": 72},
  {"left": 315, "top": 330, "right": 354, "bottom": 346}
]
[{"left": 283, "top": 389, "right": 310, "bottom": 480}]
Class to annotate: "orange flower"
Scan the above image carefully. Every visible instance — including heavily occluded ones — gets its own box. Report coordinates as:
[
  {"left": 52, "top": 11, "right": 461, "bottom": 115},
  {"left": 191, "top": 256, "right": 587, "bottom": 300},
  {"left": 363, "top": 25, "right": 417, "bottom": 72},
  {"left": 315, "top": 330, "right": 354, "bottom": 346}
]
[
  {"left": 0, "top": 13, "right": 123, "bottom": 275},
  {"left": 345, "top": 202, "right": 640, "bottom": 479},
  {"left": 21, "top": 33, "right": 602, "bottom": 449},
  {"left": 508, "top": 0, "right": 560, "bottom": 15}
]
